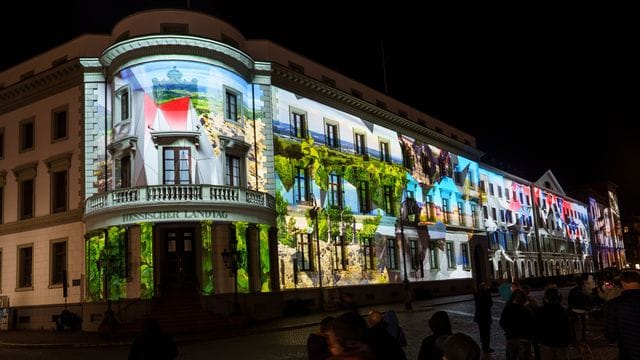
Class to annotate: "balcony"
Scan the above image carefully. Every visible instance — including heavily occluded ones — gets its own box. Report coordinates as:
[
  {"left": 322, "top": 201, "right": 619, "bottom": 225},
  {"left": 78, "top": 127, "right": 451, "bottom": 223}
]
[{"left": 84, "top": 185, "right": 275, "bottom": 229}]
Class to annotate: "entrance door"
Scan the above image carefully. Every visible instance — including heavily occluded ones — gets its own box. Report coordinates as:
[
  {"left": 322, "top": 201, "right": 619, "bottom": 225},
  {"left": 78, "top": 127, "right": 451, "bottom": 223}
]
[{"left": 165, "top": 228, "right": 196, "bottom": 290}]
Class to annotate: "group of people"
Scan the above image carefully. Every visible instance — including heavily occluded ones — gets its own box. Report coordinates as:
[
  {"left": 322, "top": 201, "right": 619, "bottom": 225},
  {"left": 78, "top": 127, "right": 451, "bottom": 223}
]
[{"left": 307, "top": 307, "right": 481, "bottom": 360}]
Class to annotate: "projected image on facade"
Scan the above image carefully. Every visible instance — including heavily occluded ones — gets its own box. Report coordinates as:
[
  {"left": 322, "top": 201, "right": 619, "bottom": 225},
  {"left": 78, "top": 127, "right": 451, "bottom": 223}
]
[
  {"left": 535, "top": 188, "right": 591, "bottom": 266},
  {"left": 400, "top": 136, "right": 479, "bottom": 281},
  {"left": 478, "top": 167, "right": 536, "bottom": 279},
  {"left": 109, "top": 60, "right": 268, "bottom": 192}
]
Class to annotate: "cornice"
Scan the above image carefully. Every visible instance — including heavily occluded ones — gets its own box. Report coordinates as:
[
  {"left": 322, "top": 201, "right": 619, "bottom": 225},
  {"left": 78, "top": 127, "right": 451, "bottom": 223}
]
[
  {"left": 0, "top": 208, "right": 83, "bottom": 236},
  {"left": 101, "top": 35, "right": 255, "bottom": 81},
  {"left": 0, "top": 61, "right": 85, "bottom": 115},
  {"left": 271, "top": 64, "right": 484, "bottom": 160}
]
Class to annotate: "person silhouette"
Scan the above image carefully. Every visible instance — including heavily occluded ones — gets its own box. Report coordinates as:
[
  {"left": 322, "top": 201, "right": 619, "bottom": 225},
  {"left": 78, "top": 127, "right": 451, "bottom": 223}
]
[{"left": 128, "top": 318, "right": 178, "bottom": 360}]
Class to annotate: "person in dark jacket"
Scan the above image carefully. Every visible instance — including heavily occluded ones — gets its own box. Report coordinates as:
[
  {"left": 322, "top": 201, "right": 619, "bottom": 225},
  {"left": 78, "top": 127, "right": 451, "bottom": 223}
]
[
  {"left": 442, "top": 332, "right": 481, "bottom": 360},
  {"left": 535, "top": 287, "right": 572, "bottom": 359},
  {"left": 605, "top": 270, "right": 640, "bottom": 360},
  {"left": 128, "top": 318, "right": 178, "bottom": 360},
  {"left": 418, "top": 310, "right": 452, "bottom": 360},
  {"left": 473, "top": 282, "right": 493, "bottom": 353},
  {"left": 568, "top": 278, "right": 588, "bottom": 342},
  {"left": 366, "top": 310, "right": 406, "bottom": 360},
  {"left": 307, "top": 316, "right": 334, "bottom": 360},
  {"left": 500, "top": 290, "right": 534, "bottom": 360}
]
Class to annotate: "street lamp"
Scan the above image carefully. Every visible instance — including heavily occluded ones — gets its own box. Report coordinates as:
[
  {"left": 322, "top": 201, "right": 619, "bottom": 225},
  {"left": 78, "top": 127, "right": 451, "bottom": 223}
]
[
  {"left": 310, "top": 194, "right": 323, "bottom": 310},
  {"left": 399, "top": 196, "right": 417, "bottom": 310},
  {"left": 221, "top": 247, "right": 240, "bottom": 314}
]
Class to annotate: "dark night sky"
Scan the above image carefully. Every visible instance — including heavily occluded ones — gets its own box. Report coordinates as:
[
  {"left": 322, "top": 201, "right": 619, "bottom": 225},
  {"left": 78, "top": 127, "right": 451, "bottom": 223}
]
[{"left": 2, "top": 2, "right": 638, "bottom": 216}]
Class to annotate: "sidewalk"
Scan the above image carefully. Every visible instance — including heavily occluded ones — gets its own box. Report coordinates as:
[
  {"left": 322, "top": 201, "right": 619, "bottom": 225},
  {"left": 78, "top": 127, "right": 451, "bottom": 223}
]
[
  {"left": 0, "top": 293, "right": 622, "bottom": 360},
  {"left": 0, "top": 294, "right": 473, "bottom": 349}
]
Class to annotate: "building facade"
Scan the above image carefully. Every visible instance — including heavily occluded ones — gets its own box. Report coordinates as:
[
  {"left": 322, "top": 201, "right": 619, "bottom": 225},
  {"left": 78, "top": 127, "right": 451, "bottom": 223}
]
[{"left": 0, "top": 9, "right": 624, "bottom": 330}]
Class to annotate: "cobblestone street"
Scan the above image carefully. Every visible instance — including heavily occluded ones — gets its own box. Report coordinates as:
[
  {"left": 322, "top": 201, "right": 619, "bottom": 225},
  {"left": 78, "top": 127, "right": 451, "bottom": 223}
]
[{"left": 0, "top": 287, "right": 619, "bottom": 359}]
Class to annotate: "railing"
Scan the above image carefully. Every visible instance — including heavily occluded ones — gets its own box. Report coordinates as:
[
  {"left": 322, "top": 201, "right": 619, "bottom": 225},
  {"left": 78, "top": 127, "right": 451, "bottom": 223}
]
[{"left": 85, "top": 184, "right": 275, "bottom": 216}]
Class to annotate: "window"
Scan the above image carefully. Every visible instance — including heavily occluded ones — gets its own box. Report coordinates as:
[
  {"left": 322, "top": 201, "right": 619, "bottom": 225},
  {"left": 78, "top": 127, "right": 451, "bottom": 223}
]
[
  {"left": 333, "top": 235, "right": 346, "bottom": 270},
  {"left": 225, "top": 155, "right": 241, "bottom": 187},
  {"left": 526, "top": 195, "right": 531, "bottom": 205},
  {"left": 51, "top": 170, "right": 67, "bottom": 213},
  {"left": 354, "top": 132, "right": 366, "bottom": 155},
  {"left": 294, "top": 167, "right": 310, "bottom": 203},
  {"left": 409, "top": 239, "right": 419, "bottom": 270},
  {"left": 357, "top": 180, "right": 371, "bottom": 213},
  {"left": 18, "top": 245, "right": 33, "bottom": 289},
  {"left": 19, "top": 118, "right": 35, "bottom": 152},
  {"left": 297, "top": 233, "right": 312, "bottom": 271},
  {"left": 379, "top": 141, "right": 390, "bottom": 162},
  {"left": 483, "top": 206, "right": 488, "bottom": 220},
  {"left": 288, "top": 61, "right": 304, "bottom": 74},
  {"left": 350, "top": 88, "right": 363, "bottom": 98},
  {"left": 328, "top": 174, "right": 343, "bottom": 208},
  {"left": 50, "top": 241, "right": 67, "bottom": 286},
  {"left": 362, "top": 237, "right": 375, "bottom": 270},
  {"left": 461, "top": 243, "right": 470, "bottom": 270},
  {"left": 489, "top": 183, "right": 495, "bottom": 196},
  {"left": 519, "top": 192, "right": 524, "bottom": 204},
  {"left": 471, "top": 204, "right": 478, "bottom": 227},
  {"left": 224, "top": 91, "right": 238, "bottom": 122},
  {"left": 500, "top": 209, "right": 505, "bottom": 223},
  {"left": 430, "top": 241, "right": 439, "bottom": 269},
  {"left": 161, "top": 23, "right": 189, "bottom": 34},
  {"left": 321, "top": 75, "right": 336, "bottom": 87},
  {"left": 497, "top": 186, "right": 502, "bottom": 198},
  {"left": 383, "top": 185, "right": 394, "bottom": 216},
  {"left": 458, "top": 201, "right": 464, "bottom": 225},
  {"left": 115, "top": 88, "right": 130, "bottom": 124},
  {"left": 446, "top": 241, "right": 456, "bottom": 269},
  {"left": 442, "top": 198, "right": 450, "bottom": 223},
  {"left": 491, "top": 208, "right": 497, "bottom": 221},
  {"left": 291, "top": 112, "right": 307, "bottom": 139},
  {"left": 387, "top": 238, "right": 397, "bottom": 269},
  {"left": 120, "top": 155, "right": 131, "bottom": 188},
  {"left": 505, "top": 188, "right": 510, "bottom": 200},
  {"left": 220, "top": 33, "right": 239, "bottom": 48},
  {"left": 51, "top": 107, "right": 68, "bottom": 141},
  {"left": 480, "top": 180, "right": 486, "bottom": 193},
  {"left": 325, "top": 121, "right": 339, "bottom": 149},
  {"left": 20, "top": 179, "right": 34, "bottom": 220},
  {"left": 0, "top": 127, "right": 4, "bottom": 159},
  {"left": 163, "top": 147, "right": 191, "bottom": 184}
]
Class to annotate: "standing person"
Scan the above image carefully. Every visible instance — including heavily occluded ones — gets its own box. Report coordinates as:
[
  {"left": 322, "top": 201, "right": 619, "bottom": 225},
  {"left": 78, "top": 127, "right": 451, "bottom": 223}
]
[
  {"left": 366, "top": 310, "right": 406, "bottom": 360},
  {"left": 128, "top": 318, "right": 178, "bottom": 360},
  {"left": 499, "top": 290, "right": 534, "bottom": 360},
  {"left": 418, "top": 311, "right": 452, "bottom": 360},
  {"left": 568, "top": 278, "right": 588, "bottom": 342},
  {"left": 327, "top": 312, "right": 374, "bottom": 359},
  {"left": 307, "top": 316, "right": 334, "bottom": 360},
  {"left": 382, "top": 310, "right": 407, "bottom": 348},
  {"left": 473, "top": 282, "right": 494, "bottom": 354},
  {"left": 535, "top": 287, "right": 572, "bottom": 360},
  {"left": 605, "top": 270, "right": 640, "bottom": 360},
  {"left": 442, "top": 332, "right": 481, "bottom": 360}
]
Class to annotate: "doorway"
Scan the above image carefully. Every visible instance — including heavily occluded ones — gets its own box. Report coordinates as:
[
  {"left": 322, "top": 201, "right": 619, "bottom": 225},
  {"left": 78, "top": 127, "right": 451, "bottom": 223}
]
[{"left": 164, "top": 228, "right": 196, "bottom": 291}]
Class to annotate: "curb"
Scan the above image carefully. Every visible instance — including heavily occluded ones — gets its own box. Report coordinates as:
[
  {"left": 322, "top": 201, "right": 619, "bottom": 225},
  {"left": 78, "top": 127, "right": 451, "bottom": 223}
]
[{"left": 0, "top": 296, "right": 476, "bottom": 349}]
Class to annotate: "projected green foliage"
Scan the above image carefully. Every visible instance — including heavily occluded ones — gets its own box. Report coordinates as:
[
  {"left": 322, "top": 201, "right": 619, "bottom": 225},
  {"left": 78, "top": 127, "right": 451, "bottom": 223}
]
[
  {"left": 86, "top": 232, "right": 105, "bottom": 301},
  {"left": 258, "top": 224, "right": 271, "bottom": 292},
  {"left": 275, "top": 137, "right": 406, "bottom": 218},
  {"left": 234, "top": 222, "right": 249, "bottom": 293},
  {"left": 105, "top": 226, "right": 127, "bottom": 300},
  {"left": 201, "top": 221, "right": 214, "bottom": 295},
  {"left": 140, "top": 223, "right": 154, "bottom": 299}
]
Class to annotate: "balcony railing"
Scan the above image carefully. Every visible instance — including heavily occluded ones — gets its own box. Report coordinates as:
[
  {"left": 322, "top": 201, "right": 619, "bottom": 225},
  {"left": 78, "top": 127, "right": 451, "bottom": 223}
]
[{"left": 85, "top": 184, "right": 274, "bottom": 216}]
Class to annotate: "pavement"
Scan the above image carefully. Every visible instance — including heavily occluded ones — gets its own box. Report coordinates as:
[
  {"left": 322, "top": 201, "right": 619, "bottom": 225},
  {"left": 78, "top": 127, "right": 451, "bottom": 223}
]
[{"left": 0, "top": 291, "right": 621, "bottom": 359}]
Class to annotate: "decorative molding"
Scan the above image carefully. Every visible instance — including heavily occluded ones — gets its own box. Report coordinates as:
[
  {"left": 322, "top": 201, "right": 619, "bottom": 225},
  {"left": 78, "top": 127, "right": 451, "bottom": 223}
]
[
  {"left": 271, "top": 64, "right": 484, "bottom": 160},
  {"left": 44, "top": 152, "right": 73, "bottom": 173},
  {"left": 11, "top": 161, "right": 38, "bottom": 181},
  {"left": 101, "top": 35, "right": 255, "bottom": 81},
  {"left": 0, "top": 61, "right": 85, "bottom": 115},
  {"left": 150, "top": 131, "right": 200, "bottom": 148},
  {"left": 0, "top": 208, "right": 83, "bottom": 236}
]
